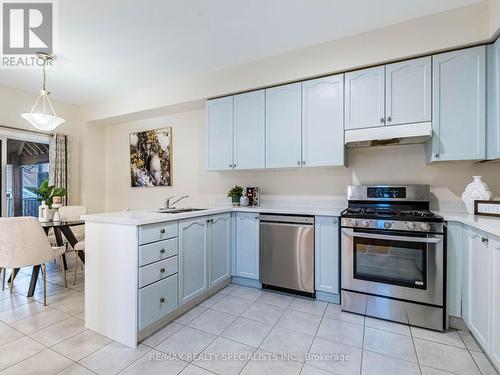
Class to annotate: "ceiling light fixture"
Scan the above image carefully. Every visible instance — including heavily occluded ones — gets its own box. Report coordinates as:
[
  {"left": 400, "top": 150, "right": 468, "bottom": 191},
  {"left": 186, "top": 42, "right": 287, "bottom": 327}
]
[{"left": 21, "top": 52, "right": 65, "bottom": 131}]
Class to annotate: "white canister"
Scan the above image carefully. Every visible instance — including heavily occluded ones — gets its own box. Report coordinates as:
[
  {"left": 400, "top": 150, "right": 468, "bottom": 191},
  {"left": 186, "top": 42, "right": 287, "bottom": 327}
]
[
  {"left": 38, "top": 201, "right": 50, "bottom": 222},
  {"left": 461, "top": 176, "right": 493, "bottom": 214}
]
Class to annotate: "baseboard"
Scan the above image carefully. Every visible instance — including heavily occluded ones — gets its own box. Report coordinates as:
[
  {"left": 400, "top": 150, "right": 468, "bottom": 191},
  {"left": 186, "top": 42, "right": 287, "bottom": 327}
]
[
  {"left": 316, "top": 291, "right": 340, "bottom": 304},
  {"left": 448, "top": 315, "right": 468, "bottom": 331},
  {"left": 231, "top": 276, "right": 262, "bottom": 289}
]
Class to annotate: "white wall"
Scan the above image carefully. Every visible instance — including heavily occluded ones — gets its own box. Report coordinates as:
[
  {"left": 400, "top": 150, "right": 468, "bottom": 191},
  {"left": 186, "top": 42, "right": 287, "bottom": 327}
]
[
  {"left": 83, "top": 1, "right": 490, "bottom": 123},
  {"left": 104, "top": 109, "right": 500, "bottom": 212},
  {"left": 0, "top": 85, "right": 83, "bottom": 205}
]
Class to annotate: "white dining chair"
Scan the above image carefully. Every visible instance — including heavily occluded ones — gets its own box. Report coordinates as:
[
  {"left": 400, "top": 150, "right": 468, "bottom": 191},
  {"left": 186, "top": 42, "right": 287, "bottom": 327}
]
[
  {"left": 47, "top": 205, "right": 87, "bottom": 245},
  {"left": 73, "top": 240, "right": 85, "bottom": 285},
  {"left": 0, "top": 217, "right": 67, "bottom": 305}
]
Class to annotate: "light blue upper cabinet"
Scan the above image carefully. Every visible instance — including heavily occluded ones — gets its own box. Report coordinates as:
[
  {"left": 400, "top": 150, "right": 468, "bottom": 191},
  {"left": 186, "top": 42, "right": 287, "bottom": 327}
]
[
  {"left": 344, "top": 66, "right": 385, "bottom": 130},
  {"left": 234, "top": 213, "right": 259, "bottom": 280},
  {"left": 178, "top": 217, "right": 208, "bottom": 305},
  {"left": 428, "top": 46, "right": 486, "bottom": 162},
  {"left": 265, "top": 83, "right": 302, "bottom": 168},
  {"left": 487, "top": 38, "right": 500, "bottom": 160},
  {"left": 208, "top": 213, "right": 231, "bottom": 287},
  {"left": 314, "top": 216, "right": 339, "bottom": 296},
  {"left": 386, "top": 56, "right": 431, "bottom": 126},
  {"left": 233, "top": 90, "right": 265, "bottom": 169},
  {"left": 302, "top": 75, "right": 345, "bottom": 167},
  {"left": 206, "top": 97, "right": 234, "bottom": 170}
]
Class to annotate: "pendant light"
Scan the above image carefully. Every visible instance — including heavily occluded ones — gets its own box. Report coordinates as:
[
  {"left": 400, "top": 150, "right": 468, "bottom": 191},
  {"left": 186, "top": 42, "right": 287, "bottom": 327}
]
[{"left": 21, "top": 52, "right": 65, "bottom": 131}]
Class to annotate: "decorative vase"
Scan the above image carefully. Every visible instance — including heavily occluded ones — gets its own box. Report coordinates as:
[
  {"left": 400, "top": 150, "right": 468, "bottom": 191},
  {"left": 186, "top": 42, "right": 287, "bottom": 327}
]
[
  {"left": 240, "top": 196, "right": 249, "bottom": 206},
  {"left": 232, "top": 196, "right": 240, "bottom": 206},
  {"left": 461, "top": 176, "right": 493, "bottom": 214}
]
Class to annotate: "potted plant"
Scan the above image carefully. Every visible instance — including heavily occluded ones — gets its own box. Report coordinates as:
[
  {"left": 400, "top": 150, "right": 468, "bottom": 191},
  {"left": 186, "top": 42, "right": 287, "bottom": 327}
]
[
  {"left": 227, "top": 185, "right": 244, "bottom": 206},
  {"left": 29, "top": 178, "right": 67, "bottom": 210}
]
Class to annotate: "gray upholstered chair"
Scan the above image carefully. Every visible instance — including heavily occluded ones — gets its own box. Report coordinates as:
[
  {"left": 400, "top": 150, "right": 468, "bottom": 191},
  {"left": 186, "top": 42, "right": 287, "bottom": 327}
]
[{"left": 0, "top": 217, "right": 67, "bottom": 305}]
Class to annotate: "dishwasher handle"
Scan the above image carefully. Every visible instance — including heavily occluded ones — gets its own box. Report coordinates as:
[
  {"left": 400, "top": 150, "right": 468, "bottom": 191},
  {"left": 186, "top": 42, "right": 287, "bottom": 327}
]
[
  {"left": 259, "top": 214, "right": 314, "bottom": 225},
  {"left": 260, "top": 221, "right": 314, "bottom": 228}
]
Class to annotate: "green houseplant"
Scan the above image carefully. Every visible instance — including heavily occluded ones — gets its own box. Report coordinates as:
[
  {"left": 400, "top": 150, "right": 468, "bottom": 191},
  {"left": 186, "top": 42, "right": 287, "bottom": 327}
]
[
  {"left": 29, "top": 178, "right": 67, "bottom": 208},
  {"left": 227, "top": 185, "right": 244, "bottom": 206}
]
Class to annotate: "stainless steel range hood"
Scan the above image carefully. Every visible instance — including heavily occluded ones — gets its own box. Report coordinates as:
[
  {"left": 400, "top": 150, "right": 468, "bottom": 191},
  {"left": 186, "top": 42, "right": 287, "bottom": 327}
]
[{"left": 344, "top": 122, "right": 432, "bottom": 148}]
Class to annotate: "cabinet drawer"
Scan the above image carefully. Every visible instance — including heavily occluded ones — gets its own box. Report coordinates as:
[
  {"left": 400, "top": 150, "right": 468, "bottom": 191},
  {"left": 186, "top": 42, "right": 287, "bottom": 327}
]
[
  {"left": 139, "top": 238, "right": 178, "bottom": 267},
  {"left": 139, "top": 222, "right": 178, "bottom": 245},
  {"left": 139, "top": 256, "right": 178, "bottom": 288},
  {"left": 138, "top": 274, "right": 178, "bottom": 331}
]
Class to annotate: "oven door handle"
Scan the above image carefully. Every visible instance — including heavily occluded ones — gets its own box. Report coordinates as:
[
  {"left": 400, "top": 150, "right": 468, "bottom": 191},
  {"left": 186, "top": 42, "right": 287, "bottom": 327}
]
[{"left": 341, "top": 229, "right": 443, "bottom": 244}]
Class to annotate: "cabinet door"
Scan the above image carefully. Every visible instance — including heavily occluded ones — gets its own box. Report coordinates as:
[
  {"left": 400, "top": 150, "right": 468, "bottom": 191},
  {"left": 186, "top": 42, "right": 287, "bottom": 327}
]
[
  {"left": 235, "top": 213, "right": 259, "bottom": 280},
  {"left": 446, "top": 222, "right": 463, "bottom": 318},
  {"left": 386, "top": 56, "right": 431, "bottom": 126},
  {"left": 314, "top": 216, "right": 339, "bottom": 294},
  {"left": 233, "top": 90, "right": 265, "bottom": 169},
  {"left": 302, "top": 75, "right": 345, "bottom": 167},
  {"left": 179, "top": 218, "right": 208, "bottom": 305},
  {"left": 344, "top": 66, "right": 385, "bottom": 130},
  {"left": 209, "top": 213, "right": 231, "bottom": 287},
  {"left": 429, "top": 46, "right": 486, "bottom": 162},
  {"left": 464, "top": 228, "right": 490, "bottom": 349},
  {"left": 265, "top": 83, "right": 302, "bottom": 168},
  {"left": 490, "top": 237, "right": 500, "bottom": 368},
  {"left": 487, "top": 39, "right": 500, "bottom": 160},
  {"left": 206, "top": 97, "right": 234, "bottom": 170}
]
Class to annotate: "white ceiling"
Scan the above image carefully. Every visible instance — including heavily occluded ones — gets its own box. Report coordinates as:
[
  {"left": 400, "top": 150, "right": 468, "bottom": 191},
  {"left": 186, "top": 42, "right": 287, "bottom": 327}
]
[{"left": 0, "top": 0, "right": 483, "bottom": 105}]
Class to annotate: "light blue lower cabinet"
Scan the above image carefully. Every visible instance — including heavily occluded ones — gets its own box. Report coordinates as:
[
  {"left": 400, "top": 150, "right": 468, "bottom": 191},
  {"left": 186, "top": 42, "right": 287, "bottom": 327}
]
[
  {"left": 234, "top": 212, "right": 260, "bottom": 281},
  {"left": 314, "top": 216, "right": 340, "bottom": 303},
  {"left": 138, "top": 274, "right": 178, "bottom": 331},
  {"left": 178, "top": 217, "right": 209, "bottom": 305},
  {"left": 209, "top": 213, "right": 231, "bottom": 287}
]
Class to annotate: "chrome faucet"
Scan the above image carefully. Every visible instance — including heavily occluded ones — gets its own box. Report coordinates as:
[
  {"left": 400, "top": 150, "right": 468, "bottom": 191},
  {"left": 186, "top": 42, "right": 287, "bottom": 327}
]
[{"left": 164, "top": 195, "right": 189, "bottom": 209}]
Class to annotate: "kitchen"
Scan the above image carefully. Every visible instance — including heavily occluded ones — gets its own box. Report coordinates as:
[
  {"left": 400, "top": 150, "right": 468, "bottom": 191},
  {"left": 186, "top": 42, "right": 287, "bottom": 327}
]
[{"left": 0, "top": 1, "right": 500, "bottom": 375}]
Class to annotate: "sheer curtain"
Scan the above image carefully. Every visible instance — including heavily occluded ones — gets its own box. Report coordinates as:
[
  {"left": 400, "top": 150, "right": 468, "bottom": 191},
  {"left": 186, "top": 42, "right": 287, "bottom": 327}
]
[{"left": 49, "top": 134, "right": 70, "bottom": 204}]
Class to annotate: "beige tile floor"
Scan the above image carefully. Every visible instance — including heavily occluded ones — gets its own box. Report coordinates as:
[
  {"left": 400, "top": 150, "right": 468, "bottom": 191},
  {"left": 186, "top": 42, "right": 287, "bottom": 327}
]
[{"left": 0, "top": 257, "right": 498, "bottom": 375}]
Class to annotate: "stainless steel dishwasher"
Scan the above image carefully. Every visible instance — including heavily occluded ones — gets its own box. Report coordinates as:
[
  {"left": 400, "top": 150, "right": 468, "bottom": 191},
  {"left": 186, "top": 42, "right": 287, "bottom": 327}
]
[{"left": 259, "top": 214, "right": 315, "bottom": 295}]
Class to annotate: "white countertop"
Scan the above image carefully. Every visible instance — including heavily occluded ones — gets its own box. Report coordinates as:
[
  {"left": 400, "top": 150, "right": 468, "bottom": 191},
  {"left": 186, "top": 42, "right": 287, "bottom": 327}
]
[
  {"left": 82, "top": 205, "right": 345, "bottom": 226},
  {"left": 82, "top": 206, "right": 500, "bottom": 238},
  {"left": 437, "top": 211, "right": 500, "bottom": 238}
]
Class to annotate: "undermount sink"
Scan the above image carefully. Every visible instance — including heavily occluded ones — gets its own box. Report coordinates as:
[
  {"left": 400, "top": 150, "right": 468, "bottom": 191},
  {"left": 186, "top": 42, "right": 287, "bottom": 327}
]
[{"left": 156, "top": 208, "right": 207, "bottom": 214}]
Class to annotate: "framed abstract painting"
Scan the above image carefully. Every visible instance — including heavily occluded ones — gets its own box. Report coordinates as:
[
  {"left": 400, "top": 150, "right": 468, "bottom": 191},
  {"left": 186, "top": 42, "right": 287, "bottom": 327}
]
[{"left": 129, "top": 127, "right": 172, "bottom": 187}]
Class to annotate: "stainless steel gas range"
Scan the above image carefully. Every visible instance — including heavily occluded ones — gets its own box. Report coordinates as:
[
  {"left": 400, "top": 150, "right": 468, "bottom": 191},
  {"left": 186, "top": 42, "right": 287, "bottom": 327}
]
[{"left": 340, "top": 185, "right": 445, "bottom": 331}]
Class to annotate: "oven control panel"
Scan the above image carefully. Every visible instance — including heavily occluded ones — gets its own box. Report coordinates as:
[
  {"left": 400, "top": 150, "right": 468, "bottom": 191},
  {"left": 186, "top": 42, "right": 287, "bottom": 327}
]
[{"left": 341, "top": 218, "right": 443, "bottom": 233}]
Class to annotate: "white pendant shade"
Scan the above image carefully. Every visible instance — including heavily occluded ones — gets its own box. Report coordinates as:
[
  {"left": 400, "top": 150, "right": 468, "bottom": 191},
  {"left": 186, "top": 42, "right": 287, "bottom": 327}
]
[
  {"left": 21, "top": 112, "right": 65, "bottom": 131},
  {"left": 21, "top": 53, "right": 65, "bottom": 132}
]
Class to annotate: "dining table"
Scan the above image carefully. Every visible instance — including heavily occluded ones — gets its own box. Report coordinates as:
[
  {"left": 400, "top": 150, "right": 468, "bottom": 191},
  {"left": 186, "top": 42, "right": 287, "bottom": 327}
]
[{"left": 10, "top": 219, "right": 85, "bottom": 297}]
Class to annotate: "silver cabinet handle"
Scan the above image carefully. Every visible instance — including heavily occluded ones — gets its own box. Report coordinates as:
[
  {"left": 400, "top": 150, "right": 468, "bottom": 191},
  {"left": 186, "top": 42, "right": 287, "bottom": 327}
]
[
  {"left": 160, "top": 229, "right": 166, "bottom": 234},
  {"left": 297, "top": 161, "right": 300, "bottom": 166},
  {"left": 160, "top": 268, "right": 165, "bottom": 273},
  {"left": 160, "top": 249, "right": 165, "bottom": 254},
  {"left": 160, "top": 297, "right": 166, "bottom": 303},
  {"left": 433, "top": 153, "right": 439, "bottom": 158},
  {"left": 387, "top": 116, "right": 392, "bottom": 122},
  {"left": 229, "top": 164, "right": 232, "bottom": 168},
  {"left": 380, "top": 118, "right": 384, "bottom": 123},
  {"left": 233, "top": 164, "right": 236, "bottom": 168},
  {"left": 302, "top": 160, "right": 306, "bottom": 166},
  {"left": 332, "top": 219, "right": 337, "bottom": 224},
  {"left": 482, "top": 237, "right": 489, "bottom": 244}
]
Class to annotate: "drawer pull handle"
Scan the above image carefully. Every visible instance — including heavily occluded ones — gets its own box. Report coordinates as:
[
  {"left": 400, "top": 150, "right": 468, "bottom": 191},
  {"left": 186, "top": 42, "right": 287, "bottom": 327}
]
[
  {"left": 160, "top": 229, "right": 166, "bottom": 234},
  {"left": 160, "top": 297, "right": 166, "bottom": 303},
  {"left": 160, "top": 249, "right": 165, "bottom": 254},
  {"left": 160, "top": 268, "right": 166, "bottom": 273}
]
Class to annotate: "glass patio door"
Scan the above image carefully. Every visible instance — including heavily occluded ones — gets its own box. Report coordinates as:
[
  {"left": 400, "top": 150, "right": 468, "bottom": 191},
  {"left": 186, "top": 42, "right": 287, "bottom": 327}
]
[{"left": 0, "top": 129, "right": 50, "bottom": 217}]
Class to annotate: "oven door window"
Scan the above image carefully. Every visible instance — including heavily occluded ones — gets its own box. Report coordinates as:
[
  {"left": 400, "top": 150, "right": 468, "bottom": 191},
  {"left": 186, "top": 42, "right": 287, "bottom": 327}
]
[{"left": 353, "top": 235, "right": 427, "bottom": 289}]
